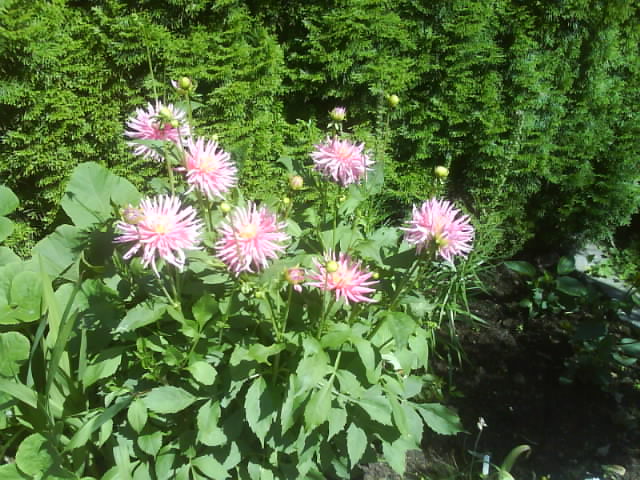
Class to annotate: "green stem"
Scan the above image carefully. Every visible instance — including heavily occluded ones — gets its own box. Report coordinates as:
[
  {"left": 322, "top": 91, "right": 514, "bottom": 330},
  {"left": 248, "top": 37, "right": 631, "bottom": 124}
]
[
  {"left": 388, "top": 257, "right": 422, "bottom": 310},
  {"left": 317, "top": 270, "right": 332, "bottom": 337}
]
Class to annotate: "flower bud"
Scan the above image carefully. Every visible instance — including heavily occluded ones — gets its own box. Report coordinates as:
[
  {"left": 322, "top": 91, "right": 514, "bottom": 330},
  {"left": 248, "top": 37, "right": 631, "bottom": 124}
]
[
  {"left": 178, "top": 76, "right": 192, "bottom": 90},
  {"left": 285, "top": 267, "right": 305, "bottom": 285},
  {"left": 289, "top": 175, "right": 304, "bottom": 190},
  {"left": 282, "top": 196, "right": 291, "bottom": 206},
  {"left": 254, "top": 290, "right": 265, "bottom": 299},
  {"left": 169, "top": 119, "right": 180, "bottom": 129},
  {"left": 387, "top": 94, "right": 400, "bottom": 107},
  {"left": 434, "top": 165, "right": 449, "bottom": 178},
  {"left": 219, "top": 202, "right": 232, "bottom": 214},
  {"left": 326, "top": 261, "right": 339, "bottom": 273},
  {"left": 372, "top": 271, "right": 380, "bottom": 280},
  {"left": 158, "top": 106, "right": 174, "bottom": 123},
  {"left": 121, "top": 205, "right": 144, "bottom": 224},
  {"left": 329, "top": 107, "right": 346, "bottom": 122}
]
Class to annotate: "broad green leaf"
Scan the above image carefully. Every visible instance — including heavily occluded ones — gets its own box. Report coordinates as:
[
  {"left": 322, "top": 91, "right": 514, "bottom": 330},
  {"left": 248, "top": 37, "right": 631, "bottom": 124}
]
[
  {"left": 138, "top": 431, "right": 163, "bottom": 457},
  {"left": 15, "top": 433, "right": 56, "bottom": 476},
  {"left": 144, "top": 386, "right": 196, "bottom": 414},
  {"left": 187, "top": 360, "right": 217, "bottom": 385},
  {"left": 556, "top": 276, "right": 587, "bottom": 296},
  {"left": 295, "top": 349, "right": 330, "bottom": 394},
  {"left": 245, "top": 376, "right": 275, "bottom": 445},
  {"left": 0, "top": 463, "right": 30, "bottom": 479},
  {"left": 32, "top": 226, "right": 83, "bottom": 280},
  {"left": 336, "top": 370, "right": 364, "bottom": 400},
  {"left": 0, "top": 216, "right": 13, "bottom": 243},
  {"left": 321, "top": 325, "right": 353, "bottom": 349},
  {"left": 0, "top": 185, "right": 19, "bottom": 216},
  {"left": 8, "top": 270, "right": 42, "bottom": 322},
  {"left": 0, "top": 332, "right": 30, "bottom": 377},
  {"left": 504, "top": 260, "right": 536, "bottom": 278},
  {"left": 115, "top": 302, "right": 168, "bottom": 333},
  {"left": 82, "top": 350, "right": 122, "bottom": 389},
  {"left": 416, "top": 403, "right": 464, "bottom": 435},
  {"left": 556, "top": 256, "right": 575, "bottom": 275},
  {"left": 346, "top": 423, "right": 367, "bottom": 467},
  {"left": 0, "top": 246, "right": 20, "bottom": 266},
  {"left": 304, "top": 383, "right": 332, "bottom": 430},
  {"left": 353, "top": 336, "right": 378, "bottom": 383},
  {"left": 197, "top": 400, "right": 226, "bottom": 447},
  {"left": 133, "top": 462, "right": 151, "bottom": 480},
  {"left": 60, "top": 162, "right": 140, "bottom": 228},
  {"left": 389, "top": 395, "right": 409, "bottom": 436},
  {"left": 230, "top": 343, "right": 285, "bottom": 366},
  {"left": 382, "top": 436, "right": 414, "bottom": 476},
  {"left": 127, "top": 399, "right": 148, "bottom": 433}
]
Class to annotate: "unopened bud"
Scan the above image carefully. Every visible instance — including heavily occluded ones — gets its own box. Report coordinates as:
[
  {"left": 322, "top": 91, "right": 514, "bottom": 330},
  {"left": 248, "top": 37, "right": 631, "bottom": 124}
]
[
  {"left": 121, "top": 205, "right": 144, "bottom": 224},
  {"left": 289, "top": 175, "right": 304, "bottom": 190},
  {"left": 158, "top": 106, "right": 174, "bottom": 123},
  {"left": 178, "top": 76, "right": 192, "bottom": 90},
  {"left": 372, "top": 271, "right": 380, "bottom": 280},
  {"left": 329, "top": 107, "right": 346, "bottom": 122},
  {"left": 387, "top": 94, "right": 400, "bottom": 107},
  {"left": 170, "top": 119, "right": 180, "bottom": 129},
  {"left": 434, "top": 166, "right": 449, "bottom": 178},
  {"left": 219, "top": 202, "right": 232, "bottom": 214},
  {"left": 285, "top": 267, "right": 305, "bottom": 285},
  {"left": 254, "top": 290, "right": 265, "bottom": 299},
  {"left": 326, "top": 261, "right": 339, "bottom": 273},
  {"left": 282, "top": 196, "right": 291, "bottom": 206}
]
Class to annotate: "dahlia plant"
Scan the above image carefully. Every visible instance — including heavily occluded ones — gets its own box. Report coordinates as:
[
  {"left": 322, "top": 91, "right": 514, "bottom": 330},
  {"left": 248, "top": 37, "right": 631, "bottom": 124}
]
[{"left": 0, "top": 83, "right": 479, "bottom": 480}]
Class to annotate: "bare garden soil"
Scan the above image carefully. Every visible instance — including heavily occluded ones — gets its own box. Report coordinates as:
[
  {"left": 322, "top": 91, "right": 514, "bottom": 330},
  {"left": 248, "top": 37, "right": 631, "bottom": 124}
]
[{"left": 360, "top": 266, "right": 640, "bottom": 480}]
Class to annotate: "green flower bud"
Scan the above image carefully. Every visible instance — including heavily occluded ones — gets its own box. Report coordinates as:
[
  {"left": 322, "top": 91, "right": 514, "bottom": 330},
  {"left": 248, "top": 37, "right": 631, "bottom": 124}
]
[
  {"left": 282, "top": 196, "right": 291, "bottom": 206},
  {"left": 434, "top": 165, "right": 449, "bottom": 178},
  {"left": 387, "top": 94, "right": 400, "bottom": 107},
  {"left": 178, "top": 76, "right": 192, "bottom": 90},
  {"left": 158, "top": 106, "right": 174, "bottom": 123},
  {"left": 326, "top": 261, "right": 339, "bottom": 273},
  {"left": 329, "top": 107, "right": 346, "bottom": 122},
  {"left": 169, "top": 119, "right": 180, "bottom": 129},
  {"left": 219, "top": 202, "right": 232, "bottom": 214},
  {"left": 289, "top": 175, "right": 304, "bottom": 190}
]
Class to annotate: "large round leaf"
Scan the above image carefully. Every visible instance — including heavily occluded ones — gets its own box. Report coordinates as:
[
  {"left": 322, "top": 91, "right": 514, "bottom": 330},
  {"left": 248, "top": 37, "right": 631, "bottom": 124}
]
[
  {"left": 0, "top": 332, "right": 30, "bottom": 377},
  {"left": 15, "top": 433, "right": 56, "bottom": 476},
  {"left": 0, "top": 186, "right": 19, "bottom": 216},
  {"left": 0, "top": 217, "right": 13, "bottom": 243}
]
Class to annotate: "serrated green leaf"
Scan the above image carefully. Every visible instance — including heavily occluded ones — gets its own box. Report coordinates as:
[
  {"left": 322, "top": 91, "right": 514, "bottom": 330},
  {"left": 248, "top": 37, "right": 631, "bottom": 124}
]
[
  {"left": 143, "top": 386, "right": 196, "bottom": 414},
  {"left": 382, "top": 436, "right": 414, "bottom": 476},
  {"left": 115, "top": 302, "right": 168, "bottom": 333},
  {"left": 304, "top": 383, "right": 332, "bottom": 430},
  {"left": 82, "top": 350, "right": 122, "bottom": 389},
  {"left": 187, "top": 360, "right": 217, "bottom": 386},
  {"left": 191, "top": 455, "right": 228, "bottom": 480},
  {"left": 356, "top": 386, "right": 392, "bottom": 425},
  {"left": 138, "top": 431, "right": 163, "bottom": 457},
  {"left": 197, "top": 400, "right": 226, "bottom": 447},
  {"left": 192, "top": 295, "right": 218, "bottom": 327},
  {"left": 346, "top": 423, "right": 367, "bottom": 467},
  {"left": 15, "top": 433, "right": 56, "bottom": 476},
  {"left": 416, "top": 403, "right": 463, "bottom": 435},
  {"left": 244, "top": 377, "right": 275, "bottom": 445},
  {"left": 504, "top": 261, "right": 536, "bottom": 277},
  {"left": 327, "top": 408, "right": 347, "bottom": 440},
  {"left": 127, "top": 399, "right": 148, "bottom": 434},
  {"left": 382, "top": 311, "right": 416, "bottom": 350}
]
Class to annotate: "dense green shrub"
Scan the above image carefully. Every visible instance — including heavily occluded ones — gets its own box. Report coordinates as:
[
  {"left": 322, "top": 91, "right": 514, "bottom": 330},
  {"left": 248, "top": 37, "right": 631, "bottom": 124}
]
[{"left": 1, "top": 0, "right": 639, "bottom": 256}]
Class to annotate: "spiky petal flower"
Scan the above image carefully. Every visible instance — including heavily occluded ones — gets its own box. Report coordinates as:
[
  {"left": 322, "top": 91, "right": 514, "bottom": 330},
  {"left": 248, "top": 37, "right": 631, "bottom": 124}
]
[
  {"left": 125, "top": 102, "right": 190, "bottom": 161},
  {"left": 178, "top": 137, "right": 237, "bottom": 200},
  {"left": 310, "top": 137, "right": 374, "bottom": 187},
  {"left": 307, "top": 252, "right": 378, "bottom": 305},
  {"left": 402, "top": 198, "right": 474, "bottom": 262},
  {"left": 114, "top": 195, "right": 203, "bottom": 276},
  {"left": 215, "top": 203, "right": 289, "bottom": 275}
]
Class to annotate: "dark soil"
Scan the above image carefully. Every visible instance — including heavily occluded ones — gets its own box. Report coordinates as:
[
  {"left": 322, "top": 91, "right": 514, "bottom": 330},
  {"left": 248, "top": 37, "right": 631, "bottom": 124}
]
[{"left": 362, "top": 266, "right": 640, "bottom": 480}]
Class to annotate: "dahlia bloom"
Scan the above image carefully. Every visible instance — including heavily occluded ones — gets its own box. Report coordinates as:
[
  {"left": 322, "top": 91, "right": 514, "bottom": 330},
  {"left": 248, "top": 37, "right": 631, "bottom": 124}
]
[
  {"left": 125, "top": 102, "right": 190, "bottom": 161},
  {"left": 215, "top": 203, "right": 289, "bottom": 275},
  {"left": 329, "top": 106, "right": 346, "bottom": 122},
  {"left": 310, "top": 137, "right": 374, "bottom": 187},
  {"left": 307, "top": 252, "right": 378, "bottom": 305},
  {"left": 178, "top": 137, "right": 237, "bottom": 200},
  {"left": 114, "top": 195, "right": 203, "bottom": 276},
  {"left": 285, "top": 267, "right": 305, "bottom": 292},
  {"left": 402, "top": 198, "right": 474, "bottom": 262}
]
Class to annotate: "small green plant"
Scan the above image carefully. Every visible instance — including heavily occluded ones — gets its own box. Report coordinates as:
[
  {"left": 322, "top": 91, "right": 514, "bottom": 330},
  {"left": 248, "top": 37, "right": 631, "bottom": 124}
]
[{"left": 504, "top": 257, "right": 588, "bottom": 320}]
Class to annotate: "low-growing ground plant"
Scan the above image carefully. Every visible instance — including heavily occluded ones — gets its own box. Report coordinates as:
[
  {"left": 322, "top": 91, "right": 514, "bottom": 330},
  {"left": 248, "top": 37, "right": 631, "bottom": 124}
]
[{"left": 0, "top": 80, "right": 483, "bottom": 479}]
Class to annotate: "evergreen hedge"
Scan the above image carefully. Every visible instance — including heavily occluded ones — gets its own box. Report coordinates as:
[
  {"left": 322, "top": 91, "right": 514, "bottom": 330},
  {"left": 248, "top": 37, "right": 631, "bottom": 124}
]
[{"left": 1, "top": 0, "right": 639, "bottom": 256}]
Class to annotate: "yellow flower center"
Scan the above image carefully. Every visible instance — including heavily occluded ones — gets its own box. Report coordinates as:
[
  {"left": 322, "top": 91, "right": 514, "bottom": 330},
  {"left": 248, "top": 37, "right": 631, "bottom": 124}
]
[
  {"left": 200, "top": 155, "right": 218, "bottom": 174},
  {"left": 331, "top": 269, "right": 353, "bottom": 287},
  {"left": 238, "top": 223, "right": 258, "bottom": 240},
  {"left": 152, "top": 216, "right": 171, "bottom": 235}
]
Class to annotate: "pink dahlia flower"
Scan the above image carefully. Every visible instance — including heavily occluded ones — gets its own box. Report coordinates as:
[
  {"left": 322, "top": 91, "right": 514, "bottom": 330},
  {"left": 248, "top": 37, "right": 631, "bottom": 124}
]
[
  {"left": 125, "top": 102, "right": 190, "bottom": 161},
  {"left": 285, "top": 266, "right": 305, "bottom": 292},
  {"left": 114, "top": 195, "right": 203, "bottom": 276},
  {"left": 215, "top": 203, "right": 289, "bottom": 275},
  {"left": 178, "top": 137, "right": 237, "bottom": 200},
  {"left": 310, "top": 137, "right": 374, "bottom": 187},
  {"left": 307, "top": 252, "right": 378, "bottom": 305},
  {"left": 402, "top": 198, "right": 474, "bottom": 262}
]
